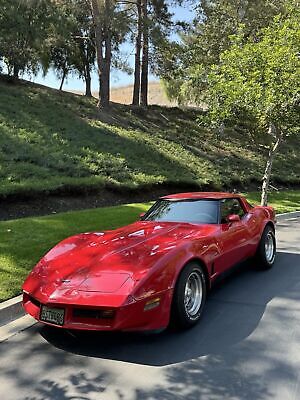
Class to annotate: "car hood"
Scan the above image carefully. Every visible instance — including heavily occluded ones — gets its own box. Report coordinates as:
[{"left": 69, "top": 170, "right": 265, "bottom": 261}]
[{"left": 23, "top": 221, "right": 217, "bottom": 305}]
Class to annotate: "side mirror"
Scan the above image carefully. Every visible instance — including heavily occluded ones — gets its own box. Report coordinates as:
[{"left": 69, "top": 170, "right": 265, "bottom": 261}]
[
  {"left": 227, "top": 214, "right": 240, "bottom": 223},
  {"left": 139, "top": 212, "right": 145, "bottom": 220}
]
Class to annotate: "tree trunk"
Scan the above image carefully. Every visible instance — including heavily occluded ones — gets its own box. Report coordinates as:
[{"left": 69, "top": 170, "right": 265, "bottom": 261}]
[
  {"left": 80, "top": 39, "right": 92, "bottom": 97},
  {"left": 140, "top": 0, "right": 148, "bottom": 107},
  {"left": 261, "top": 124, "right": 283, "bottom": 206},
  {"left": 132, "top": 0, "right": 142, "bottom": 106},
  {"left": 85, "top": 70, "right": 92, "bottom": 97},
  {"left": 13, "top": 64, "right": 19, "bottom": 79},
  {"left": 90, "top": 0, "right": 111, "bottom": 108},
  {"left": 59, "top": 68, "right": 67, "bottom": 91},
  {"left": 102, "top": 1, "right": 111, "bottom": 107},
  {"left": 84, "top": 46, "right": 92, "bottom": 97}
]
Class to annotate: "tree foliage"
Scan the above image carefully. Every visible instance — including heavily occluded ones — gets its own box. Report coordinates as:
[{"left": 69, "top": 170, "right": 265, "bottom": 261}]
[
  {"left": 0, "top": 0, "right": 56, "bottom": 77},
  {"left": 0, "top": 0, "right": 186, "bottom": 107},
  {"left": 158, "top": 0, "right": 286, "bottom": 104},
  {"left": 42, "top": 0, "right": 96, "bottom": 95},
  {"left": 203, "top": 3, "right": 300, "bottom": 204}
]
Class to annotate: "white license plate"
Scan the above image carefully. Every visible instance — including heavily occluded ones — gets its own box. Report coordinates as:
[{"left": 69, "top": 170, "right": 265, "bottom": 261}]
[{"left": 40, "top": 305, "right": 65, "bottom": 326}]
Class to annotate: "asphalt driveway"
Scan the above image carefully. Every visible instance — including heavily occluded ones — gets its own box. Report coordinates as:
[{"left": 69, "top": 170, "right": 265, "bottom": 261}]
[{"left": 0, "top": 217, "right": 299, "bottom": 400}]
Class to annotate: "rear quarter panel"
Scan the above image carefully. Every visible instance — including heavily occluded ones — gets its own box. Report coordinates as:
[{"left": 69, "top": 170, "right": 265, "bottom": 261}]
[{"left": 246, "top": 205, "right": 276, "bottom": 255}]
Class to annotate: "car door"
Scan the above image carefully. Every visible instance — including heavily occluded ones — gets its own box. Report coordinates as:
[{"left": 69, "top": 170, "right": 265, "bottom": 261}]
[{"left": 214, "top": 198, "right": 251, "bottom": 274}]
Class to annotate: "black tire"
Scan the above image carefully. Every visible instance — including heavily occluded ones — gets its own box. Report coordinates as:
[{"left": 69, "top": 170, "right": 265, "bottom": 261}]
[
  {"left": 255, "top": 225, "right": 276, "bottom": 269},
  {"left": 171, "top": 262, "right": 207, "bottom": 329}
]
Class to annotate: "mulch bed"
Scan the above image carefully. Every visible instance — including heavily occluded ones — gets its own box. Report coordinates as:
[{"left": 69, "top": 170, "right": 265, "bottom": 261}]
[{"left": 0, "top": 185, "right": 200, "bottom": 221}]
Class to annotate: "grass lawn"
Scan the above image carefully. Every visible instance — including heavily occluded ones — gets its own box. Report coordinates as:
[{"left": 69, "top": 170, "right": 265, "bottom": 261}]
[
  {"left": 246, "top": 190, "right": 300, "bottom": 214},
  {"left": 0, "top": 202, "right": 150, "bottom": 302},
  {"left": 1, "top": 190, "right": 299, "bottom": 302},
  {"left": 0, "top": 78, "right": 300, "bottom": 200}
]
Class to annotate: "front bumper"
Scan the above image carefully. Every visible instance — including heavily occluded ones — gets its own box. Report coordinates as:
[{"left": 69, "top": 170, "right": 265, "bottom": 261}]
[{"left": 23, "top": 289, "right": 173, "bottom": 331}]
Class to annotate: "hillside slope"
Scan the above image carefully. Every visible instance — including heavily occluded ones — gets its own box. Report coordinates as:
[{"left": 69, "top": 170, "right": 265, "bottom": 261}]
[{"left": 0, "top": 78, "right": 299, "bottom": 200}]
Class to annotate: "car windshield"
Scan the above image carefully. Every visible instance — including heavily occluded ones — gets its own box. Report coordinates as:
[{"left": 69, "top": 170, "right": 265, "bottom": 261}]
[{"left": 143, "top": 199, "right": 219, "bottom": 224}]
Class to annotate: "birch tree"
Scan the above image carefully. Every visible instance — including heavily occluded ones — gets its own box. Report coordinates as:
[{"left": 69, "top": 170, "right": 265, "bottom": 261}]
[{"left": 204, "top": 4, "right": 300, "bottom": 205}]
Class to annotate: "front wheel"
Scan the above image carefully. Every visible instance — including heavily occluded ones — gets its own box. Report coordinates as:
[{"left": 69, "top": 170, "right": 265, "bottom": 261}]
[
  {"left": 256, "top": 226, "right": 276, "bottom": 269},
  {"left": 171, "top": 262, "right": 207, "bottom": 329}
]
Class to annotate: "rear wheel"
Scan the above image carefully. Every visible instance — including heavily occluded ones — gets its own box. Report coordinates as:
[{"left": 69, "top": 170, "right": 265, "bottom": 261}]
[
  {"left": 171, "top": 262, "right": 207, "bottom": 329},
  {"left": 256, "top": 225, "right": 276, "bottom": 269}
]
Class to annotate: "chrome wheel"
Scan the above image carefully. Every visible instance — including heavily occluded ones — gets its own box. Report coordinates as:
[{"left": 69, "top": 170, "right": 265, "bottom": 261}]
[
  {"left": 265, "top": 232, "right": 275, "bottom": 263},
  {"left": 184, "top": 271, "right": 203, "bottom": 319}
]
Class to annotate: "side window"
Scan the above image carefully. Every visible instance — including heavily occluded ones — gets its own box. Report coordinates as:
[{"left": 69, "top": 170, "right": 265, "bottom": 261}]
[{"left": 220, "top": 199, "right": 245, "bottom": 223}]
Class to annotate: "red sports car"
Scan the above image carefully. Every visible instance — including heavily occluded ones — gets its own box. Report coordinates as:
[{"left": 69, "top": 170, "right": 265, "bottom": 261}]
[{"left": 22, "top": 192, "right": 276, "bottom": 332}]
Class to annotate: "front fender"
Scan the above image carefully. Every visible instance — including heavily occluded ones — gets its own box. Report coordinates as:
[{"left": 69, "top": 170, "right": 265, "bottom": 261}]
[{"left": 132, "top": 239, "right": 217, "bottom": 302}]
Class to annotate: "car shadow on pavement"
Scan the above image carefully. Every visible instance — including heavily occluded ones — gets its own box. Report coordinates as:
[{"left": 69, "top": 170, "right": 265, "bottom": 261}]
[{"left": 40, "top": 251, "right": 300, "bottom": 367}]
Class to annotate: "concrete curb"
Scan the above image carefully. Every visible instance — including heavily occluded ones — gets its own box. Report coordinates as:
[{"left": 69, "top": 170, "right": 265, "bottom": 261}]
[
  {"left": 0, "top": 295, "right": 24, "bottom": 327},
  {"left": 276, "top": 211, "right": 300, "bottom": 221},
  {"left": 0, "top": 209, "right": 299, "bottom": 327},
  {"left": 0, "top": 315, "right": 36, "bottom": 343}
]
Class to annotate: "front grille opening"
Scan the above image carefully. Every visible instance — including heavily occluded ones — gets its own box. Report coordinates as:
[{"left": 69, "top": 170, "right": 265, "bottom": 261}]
[{"left": 72, "top": 308, "right": 115, "bottom": 320}]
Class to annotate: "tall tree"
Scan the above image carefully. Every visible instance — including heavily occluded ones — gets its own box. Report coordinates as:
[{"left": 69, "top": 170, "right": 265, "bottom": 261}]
[
  {"left": 90, "top": 0, "right": 130, "bottom": 107},
  {"left": 140, "top": 0, "right": 149, "bottom": 106},
  {"left": 132, "top": 0, "right": 142, "bottom": 105},
  {"left": 203, "top": 4, "right": 300, "bottom": 205},
  {"left": 131, "top": 0, "right": 173, "bottom": 106},
  {"left": 72, "top": 0, "right": 96, "bottom": 97},
  {"left": 41, "top": 0, "right": 77, "bottom": 91},
  {"left": 90, "top": 0, "right": 113, "bottom": 107},
  {"left": 40, "top": 0, "right": 96, "bottom": 96},
  {"left": 75, "top": 36, "right": 95, "bottom": 97}
]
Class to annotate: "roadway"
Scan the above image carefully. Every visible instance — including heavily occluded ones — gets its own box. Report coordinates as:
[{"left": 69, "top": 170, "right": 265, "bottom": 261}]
[{"left": 0, "top": 217, "right": 299, "bottom": 400}]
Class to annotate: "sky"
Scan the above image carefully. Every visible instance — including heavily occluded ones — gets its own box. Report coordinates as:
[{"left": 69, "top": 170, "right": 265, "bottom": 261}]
[{"left": 22, "top": 4, "right": 195, "bottom": 93}]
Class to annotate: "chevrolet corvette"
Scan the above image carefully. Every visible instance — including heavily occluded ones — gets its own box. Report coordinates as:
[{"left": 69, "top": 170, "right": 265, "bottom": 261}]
[{"left": 22, "top": 192, "right": 276, "bottom": 331}]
